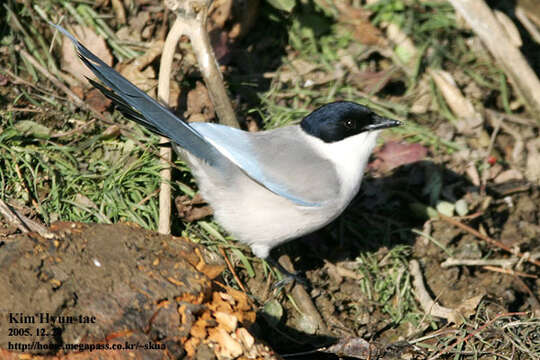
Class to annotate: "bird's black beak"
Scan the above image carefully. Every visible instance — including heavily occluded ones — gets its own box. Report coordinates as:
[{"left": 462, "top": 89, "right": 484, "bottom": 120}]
[{"left": 363, "top": 114, "right": 402, "bottom": 131}]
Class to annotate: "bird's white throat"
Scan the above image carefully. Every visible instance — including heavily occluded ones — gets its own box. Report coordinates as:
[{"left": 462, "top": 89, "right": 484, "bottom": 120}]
[{"left": 302, "top": 129, "right": 380, "bottom": 206}]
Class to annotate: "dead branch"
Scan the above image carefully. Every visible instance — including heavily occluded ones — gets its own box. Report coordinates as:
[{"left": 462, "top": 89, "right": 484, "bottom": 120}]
[
  {"left": 439, "top": 214, "right": 540, "bottom": 267},
  {"left": 448, "top": 0, "right": 540, "bottom": 123},
  {"left": 0, "top": 199, "right": 54, "bottom": 238},
  {"left": 166, "top": 0, "right": 239, "bottom": 128},
  {"left": 278, "top": 255, "right": 329, "bottom": 335},
  {"left": 409, "top": 259, "right": 462, "bottom": 324},
  {"left": 157, "top": 17, "right": 187, "bottom": 234}
]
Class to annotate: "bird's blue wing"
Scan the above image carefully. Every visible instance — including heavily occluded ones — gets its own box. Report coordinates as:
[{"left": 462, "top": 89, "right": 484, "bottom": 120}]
[
  {"left": 191, "top": 123, "right": 334, "bottom": 207},
  {"left": 51, "top": 23, "right": 320, "bottom": 207}
]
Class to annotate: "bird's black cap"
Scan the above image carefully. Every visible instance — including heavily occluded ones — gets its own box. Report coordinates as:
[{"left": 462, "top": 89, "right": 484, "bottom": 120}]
[{"left": 300, "top": 101, "right": 401, "bottom": 143}]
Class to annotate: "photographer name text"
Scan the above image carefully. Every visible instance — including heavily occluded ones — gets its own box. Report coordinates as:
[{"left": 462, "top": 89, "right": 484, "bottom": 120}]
[{"left": 9, "top": 312, "right": 96, "bottom": 325}]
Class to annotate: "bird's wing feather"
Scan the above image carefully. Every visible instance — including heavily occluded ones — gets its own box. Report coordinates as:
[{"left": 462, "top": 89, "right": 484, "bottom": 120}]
[
  {"left": 52, "top": 23, "right": 321, "bottom": 206},
  {"left": 191, "top": 123, "right": 340, "bottom": 204}
]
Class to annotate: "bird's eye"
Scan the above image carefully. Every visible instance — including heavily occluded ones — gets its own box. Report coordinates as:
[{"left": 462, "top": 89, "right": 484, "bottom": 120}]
[{"left": 344, "top": 119, "right": 355, "bottom": 129}]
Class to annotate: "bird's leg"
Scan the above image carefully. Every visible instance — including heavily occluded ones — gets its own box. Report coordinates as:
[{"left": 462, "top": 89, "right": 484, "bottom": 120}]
[{"left": 264, "top": 256, "right": 308, "bottom": 289}]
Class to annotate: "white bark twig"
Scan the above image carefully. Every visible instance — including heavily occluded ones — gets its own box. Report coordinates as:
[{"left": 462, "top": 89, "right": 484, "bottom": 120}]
[
  {"left": 184, "top": 4, "right": 239, "bottom": 128},
  {"left": 448, "top": 0, "right": 540, "bottom": 123},
  {"left": 441, "top": 257, "right": 517, "bottom": 268},
  {"left": 157, "top": 17, "right": 187, "bottom": 235},
  {"left": 409, "top": 259, "right": 461, "bottom": 324},
  {"left": 515, "top": 6, "right": 540, "bottom": 44},
  {"left": 171, "top": 0, "right": 239, "bottom": 128},
  {"left": 157, "top": 0, "right": 240, "bottom": 234}
]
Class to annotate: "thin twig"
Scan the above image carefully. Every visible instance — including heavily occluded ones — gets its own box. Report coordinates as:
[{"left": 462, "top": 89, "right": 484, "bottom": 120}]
[
  {"left": 157, "top": 17, "right": 187, "bottom": 235},
  {"left": 184, "top": 2, "right": 239, "bottom": 128},
  {"left": 165, "top": 0, "right": 239, "bottom": 128},
  {"left": 5, "top": 107, "right": 41, "bottom": 112},
  {"left": 482, "top": 265, "right": 538, "bottom": 279},
  {"left": 219, "top": 248, "right": 248, "bottom": 293},
  {"left": 427, "top": 312, "right": 528, "bottom": 360},
  {"left": 441, "top": 257, "right": 518, "bottom": 268},
  {"left": 136, "top": 188, "right": 160, "bottom": 207},
  {"left": 19, "top": 48, "right": 84, "bottom": 107},
  {"left": 409, "top": 259, "right": 461, "bottom": 324},
  {"left": 50, "top": 119, "right": 97, "bottom": 138},
  {"left": 0, "top": 199, "right": 31, "bottom": 233},
  {"left": 439, "top": 214, "right": 540, "bottom": 267},
  {"left": 0, "top": 199, "right": 54, "bottom": 238},
  {"left": 486, "top": 109, "right": 538, "bottom": 127}
]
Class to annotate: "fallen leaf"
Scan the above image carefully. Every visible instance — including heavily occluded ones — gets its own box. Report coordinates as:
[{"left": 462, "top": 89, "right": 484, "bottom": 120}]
[
  {"left": 207, "top": 327, "right": 243, "bottom": 359},
  {"left": 14, "top": 120, "right": 51, "bottom": 139},
  {"left": 386, "top": 23, "right": 418, "bottom": 71},
  {"left": 456, "top": 294, "right": 484, "bottom": 319},
  {"left": 185, "top": 81, "right": 215, "bottom": 122},
  {"left": 348, "top": 69, "right": 394, "bottom": 93},
  {"left": 175, "top": 194, "right": 214, "bottom": 222},
  {"left": 214, "top": 311, "right": 238, "bottom": 332},
  {"left": 129, "top": 11, "right": 151, "bottom": 42},
  {"left": 466, "top": 162, "right": 481, "bottom": 186},
  {"left": 525, "top": 138, "right": 540, "bottom": 182},
  {"left": 228, "top": 0, "right": 259, "bottom": 39},
  {"left": 61, "top": 25, "right": 113, "bottom": 82},
  {"left": 246, "top": 117, "right": 259, "bottom": 132},
  {"left": 71, "top": 85, "right": 85, "bottom": 99},
  {"left": 266, "top": 0, "right": 295, "bottom": 12},
  {"left": 303, "top": 68, "right": 344, "bottom": 87},
  {"left": 455, "top": 199, "right": 469, "bottom": 216},
  {"left": 117, "top": 40, "right": 163, "bottom": 99},
  {"left": 208, "top": 0, "right": 259, "bottom": 41},
  {"left": 111, "top": 0, "right": 126, "bottom": 25},
  {"left": 189, "top": 317, "right": 209, "bottom": 339},
  {"left": 262, "top": 300, "right": 283, "bottom": 327},
  {"left": 335, "top": 2, "right": 387, "bottom": 46},
  {"left": 0, "top": 73, "right": 9, "bottom": 86},
  {"left": 209, "top": 30, "right": 231, "bottom": 63},
  {"left": 85, "top": 88, "right": 111, "bottom": 113},
  {"left": 74, "top": 193, "right": 98, "bottom": 210},
  {"left": 99, "top": 125, "right": 121, "bottom": 140},
  {"left": 235, "top": 328, "right": 254, "bottom": 350},
  {"left": 370, "top": 141, "right": 428, "bottom": 172},
  {"left": 494, "top": 168, "right": 523, "bottom": 184},
  {"left": 184, "top": 337, "right": 201, "bottom": 358},
  {"left": 409, "top": 202, "right": 439, "bottom": 219},
  {"left": 436, "top": 201, "right": 455, "bottom": 217},
  {"left": 429, "top": 68, "right": 483, "bottom": 134},
  {"left": 209, "top": 0, "right": 233, "bottom": 29}
]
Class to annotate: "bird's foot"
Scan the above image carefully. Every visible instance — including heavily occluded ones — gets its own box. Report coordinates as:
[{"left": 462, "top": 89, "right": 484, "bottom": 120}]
[
  {"left": 272, "top": 272, "right": 309, "bottom": 290},
  {"left": 264, "top": 257, "right": 309, "bottom": 289}
]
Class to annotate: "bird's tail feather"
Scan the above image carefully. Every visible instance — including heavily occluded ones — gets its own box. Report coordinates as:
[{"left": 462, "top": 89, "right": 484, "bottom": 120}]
[
  {"left": 51, "top": 22, "right": 220, "bottom": 166},
  {"left": 88, "top": 78, "right": 166, "bottom": 137}
]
